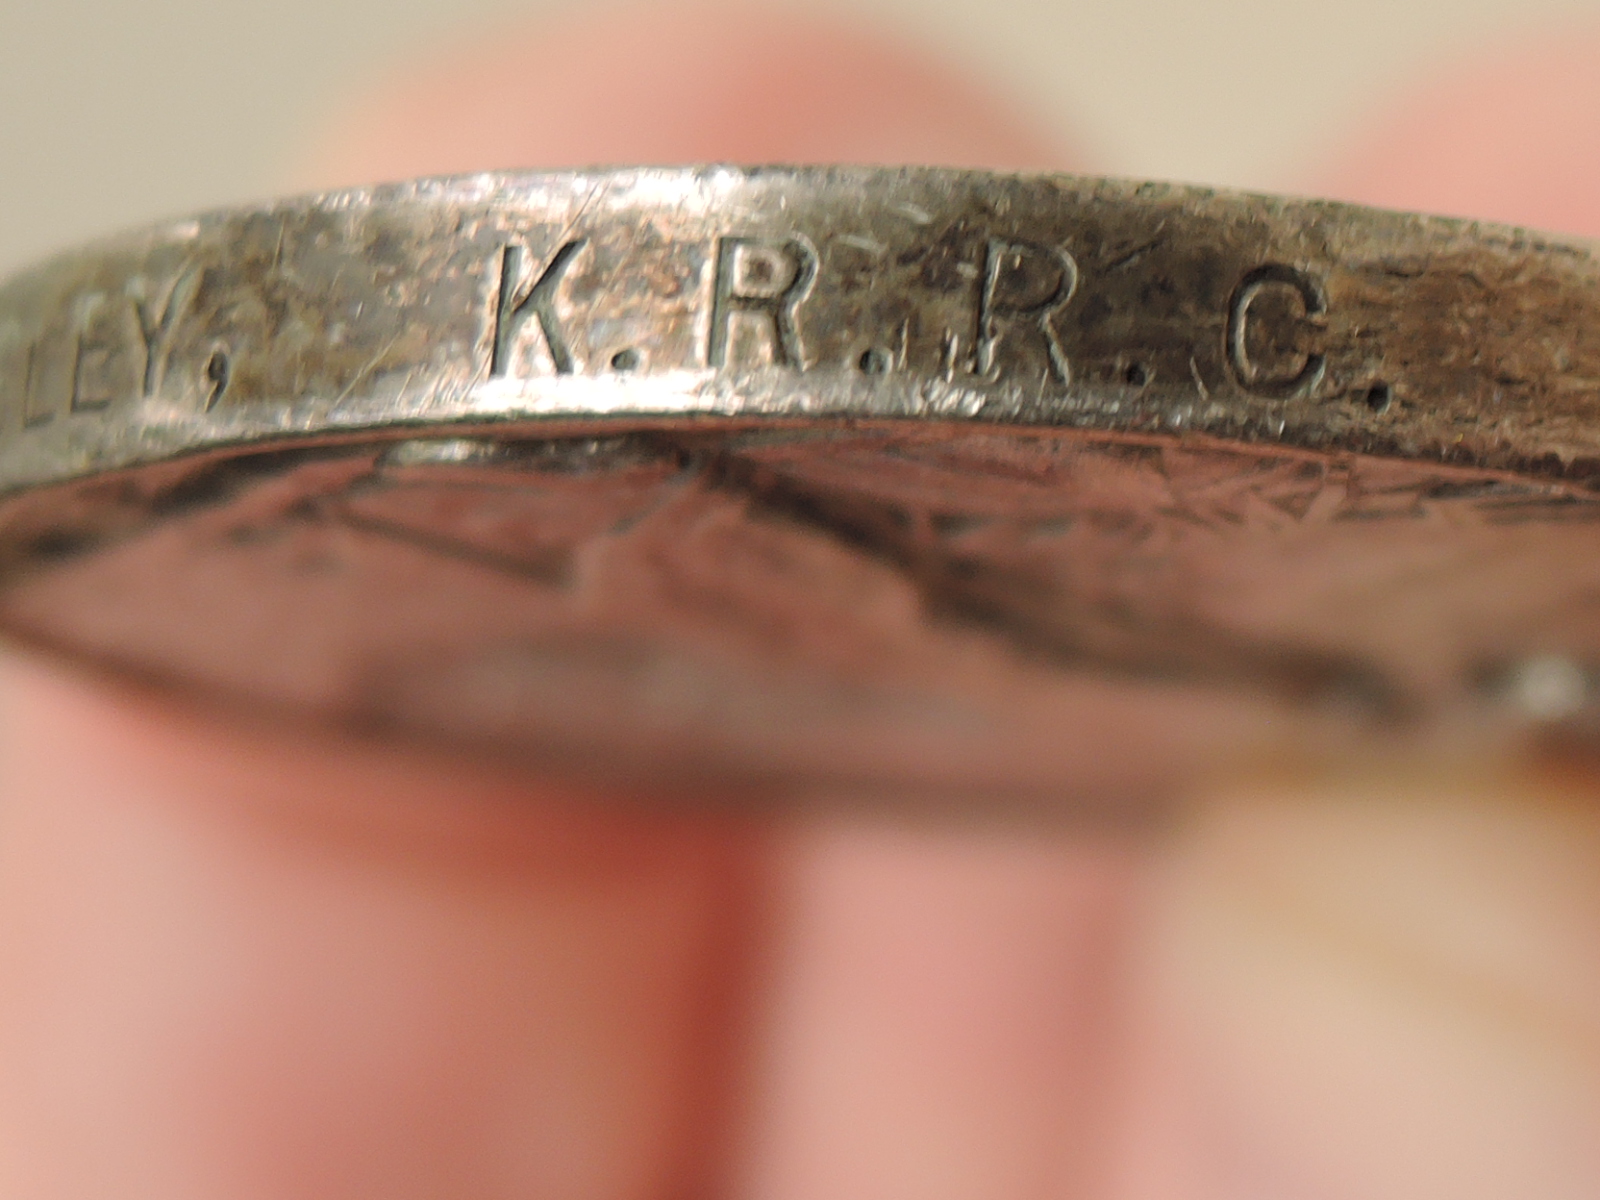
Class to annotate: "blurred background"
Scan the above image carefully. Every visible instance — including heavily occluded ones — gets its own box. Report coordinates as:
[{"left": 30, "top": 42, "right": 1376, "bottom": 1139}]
[
  {"left": 2, "top": 5, "right": 1600, "bottom": 1196},
  {"left": 2, "top": 0, "right": 1600, "bottom": 275}
]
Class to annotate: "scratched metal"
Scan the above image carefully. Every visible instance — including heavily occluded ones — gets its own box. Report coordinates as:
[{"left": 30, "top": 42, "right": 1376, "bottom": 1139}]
[{"left": 1, "top": 167, "right": 1599, "bottom": 812}]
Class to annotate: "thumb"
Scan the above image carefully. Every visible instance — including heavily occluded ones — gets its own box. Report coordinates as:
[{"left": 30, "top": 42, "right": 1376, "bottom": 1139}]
[
  {"left": 1123, "top": 769, "right": 1600, "bottom": 1199},
  {"left": 1118, "top": 26, "right": 1600, "bottom": 1199}
]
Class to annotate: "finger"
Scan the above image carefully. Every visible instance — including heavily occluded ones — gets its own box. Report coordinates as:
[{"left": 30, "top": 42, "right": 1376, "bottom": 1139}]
[
  {"left": 304, "top": 5, "right": 1140, "bottom": 1198},
  {"left": 0, "top": 650, "right": 759, "bottom": 1200},
  {"left": 0, "top": 6, "right": 1083, "bottom": 1199},
  {"left": 1116, "top": 29, "right": 1600, "bottom": 1198},
  {"left": 1312, "top": 25, "right": 1600, "bottom": 236},
  {"left": 737, "top": 821, "right": 1136, "bottom": 1200},
  {"left": 1117, "top": 771, "right": 1600, "bottom": 1200},
  {"left": 308, "top": 8, "right": 1136, "bottom": 1199},
  {"left": 296, "top": 2, "right": 1066, "bottom": 188}
]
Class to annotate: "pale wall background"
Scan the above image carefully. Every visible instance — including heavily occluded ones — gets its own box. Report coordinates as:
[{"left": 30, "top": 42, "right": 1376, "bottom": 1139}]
[{"left": 1, "top": 0, "right": 1597, "bottom": 274}]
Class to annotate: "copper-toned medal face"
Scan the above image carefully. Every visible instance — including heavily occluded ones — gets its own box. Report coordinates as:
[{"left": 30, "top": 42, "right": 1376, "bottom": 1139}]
[{"left": 2, "top": 167, "right": 1598, "bottom": 812}]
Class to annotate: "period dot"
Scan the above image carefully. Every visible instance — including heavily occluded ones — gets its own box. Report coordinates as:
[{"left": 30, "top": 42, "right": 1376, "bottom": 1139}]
[
  {"left": 611, "top": 348, "right": 642, "bottom": 372},
  {"left": 859, "top": 347, "right": 893, "bottom": 375}
]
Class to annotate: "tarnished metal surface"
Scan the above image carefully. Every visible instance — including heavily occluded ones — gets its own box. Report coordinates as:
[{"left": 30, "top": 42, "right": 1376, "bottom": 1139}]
[{"left": 2, "top": 166, "right": 1599, "bottom": 810}]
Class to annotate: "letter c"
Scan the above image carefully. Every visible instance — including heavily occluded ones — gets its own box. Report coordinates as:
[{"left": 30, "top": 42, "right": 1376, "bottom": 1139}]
[{"left": 1225, "top": 264, "right": 1326, "bottom": 398}]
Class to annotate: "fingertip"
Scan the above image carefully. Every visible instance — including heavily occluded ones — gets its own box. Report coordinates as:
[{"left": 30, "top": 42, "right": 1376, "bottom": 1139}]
[
  {"left": 295, "top": 2, "right": 1077, "bottom": 189},
  {"left": 0, "top": 646, "right": 761, "bottom": 1199},
  {"left": 1122, "top": 771, "right": 1600, "bottom": 1197},
  {"left": 1313, "top": 25, "right": 1600, "bottom": 236}
]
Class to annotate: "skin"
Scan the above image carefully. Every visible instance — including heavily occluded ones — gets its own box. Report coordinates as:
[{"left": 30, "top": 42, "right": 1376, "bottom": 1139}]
[{"left": 2, "top": 5, "right": 1600, "bottom": 1197}]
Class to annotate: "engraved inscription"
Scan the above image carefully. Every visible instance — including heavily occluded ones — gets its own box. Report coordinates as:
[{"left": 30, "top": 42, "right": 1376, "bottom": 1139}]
[
  {"left": 975, "top": 238, "right": 1078, "bottom": 383},
  {"left": 940, "top": 329, "right": 961, "bottom": 382},
  {"left": 0, "top": 322, "right": 27, "bottom": 429},
  {"left": 72, "top": 293, "right": 139, "bottom": 412},
  {"left": 23, "top": 328, "right": 76, "bottom": 428},
  {"left": 490, "top": 240, "right": 588, "bottom": 377},
  {"left": 708, "top": 237, "right": 818, "bottom": 369},
  {"left": 133, "top": 269, "right": 200, "bottom": 398},
  {"left": 22, "top": 342, "right": 50, "bottom": 428},
  {"left": 859, "top": 347, "right": 894, "bottom": 375},
  {"left": 204, "top": 347, "right": 231, "bottom": 411},
  {"left": 1226, "top": 265, "right": 1327, "bottom": 398}
]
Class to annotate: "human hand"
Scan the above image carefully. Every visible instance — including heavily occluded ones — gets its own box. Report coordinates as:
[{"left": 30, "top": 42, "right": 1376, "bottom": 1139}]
[{"left": 1, "top": 7, "right": 1598, "bottom": 1198}]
